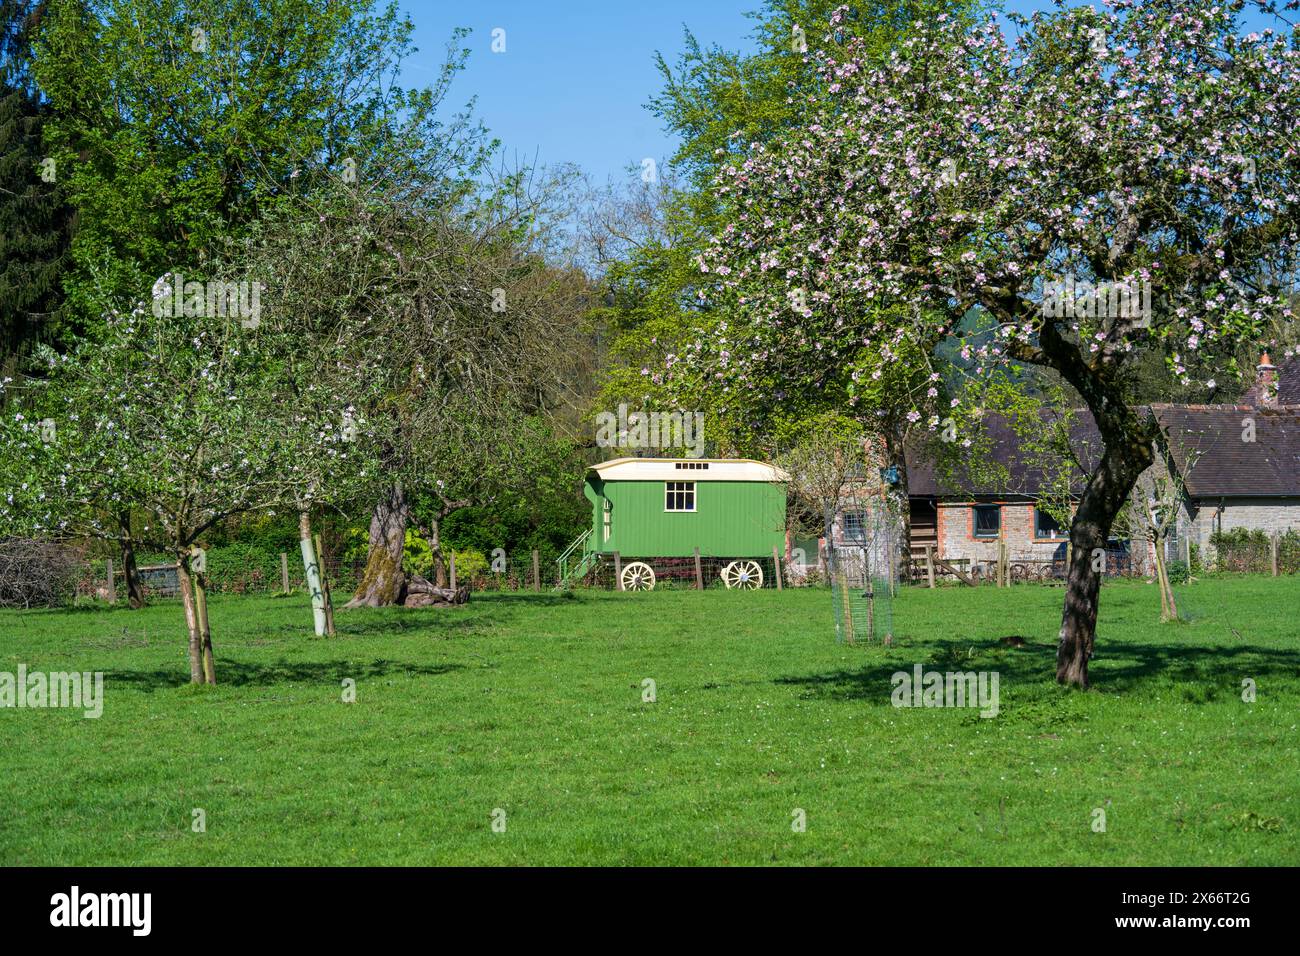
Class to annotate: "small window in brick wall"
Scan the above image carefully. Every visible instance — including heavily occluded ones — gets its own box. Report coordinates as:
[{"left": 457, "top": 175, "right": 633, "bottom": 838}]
[
  {"left": 1034, "top": 507, "right": 1068, "bottom": 540},
  {"left": 972, "top": 504, "right": 1001, "bottom": 538}
]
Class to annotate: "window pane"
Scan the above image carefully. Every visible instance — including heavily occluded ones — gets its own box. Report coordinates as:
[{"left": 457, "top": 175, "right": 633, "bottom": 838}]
[
  {"left": 666, "top": 481, "right": 695, "bottom": 510},
  {"left": 1035, "top": 508, "right": 1065, "bottom": 538},
  {"left": 974, "top": 505, "right": 1000, "bottom": 536}
]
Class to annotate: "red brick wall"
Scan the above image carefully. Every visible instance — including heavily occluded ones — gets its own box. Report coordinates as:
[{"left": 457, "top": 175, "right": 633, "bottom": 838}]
[{"left": 937, "top": 502, "right": 1070, "bottom": 566}]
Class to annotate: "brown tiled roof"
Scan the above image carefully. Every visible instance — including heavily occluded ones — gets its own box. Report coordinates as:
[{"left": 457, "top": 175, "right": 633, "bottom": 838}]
[
  {"left": 908, "top": 402, "right": 1300, "bottom": 499},
  {"left": 1152, "top": 404, "right": 1300, "bottom": 497},
  {"left": 906, "top": 410, "right": 1102, "bottom": 498},
  {"left": 1281, "top": 355, "right": 1300, "bottom": 405}
]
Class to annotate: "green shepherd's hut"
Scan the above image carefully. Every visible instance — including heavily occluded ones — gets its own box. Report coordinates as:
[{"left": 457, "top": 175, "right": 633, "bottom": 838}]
[{"left": 556, "top": 458, "right": 789, "bottom": 591}]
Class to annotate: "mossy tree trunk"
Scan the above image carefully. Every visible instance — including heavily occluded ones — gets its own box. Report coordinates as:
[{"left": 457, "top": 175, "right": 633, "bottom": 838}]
[{"left": 346, "top": 482, "right": 408, "bottom": 607}]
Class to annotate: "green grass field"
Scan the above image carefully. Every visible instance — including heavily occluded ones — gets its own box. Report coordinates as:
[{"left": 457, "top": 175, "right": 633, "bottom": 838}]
[{"left": 2, "top": 577, "right": 1297, "bottom": 865}]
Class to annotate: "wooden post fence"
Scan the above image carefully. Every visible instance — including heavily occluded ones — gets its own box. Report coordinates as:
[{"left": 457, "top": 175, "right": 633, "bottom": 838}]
[
  {"left": 693, "top": 547, "right": 703, "bottom": 590},
  {"left": 924, "top": 544, "right": 935, "bottom": 589},
  {"left": 280, "top": 552, "right": 290, "bottom": 593},
  {"left": 1271, "top": 532, "right": 1279, "bottom": 577},
  {"left": 772, "top": 545, "right": 783, "bottom": 591},
  {"left": 613, "top": 551, "right": 623, "bottom": 591},
  {"left": 531, "top": 550, "right": 541, "bottom": 592},
  {"left": 105, "top": 558, "right": 116, "bottom": 603}
]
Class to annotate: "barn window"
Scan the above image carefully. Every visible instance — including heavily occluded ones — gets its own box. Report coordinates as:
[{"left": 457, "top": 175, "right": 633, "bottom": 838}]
[
  {"left": 1034, "top": 507, "right": 1067, "bottom": 540},
  {"left": 972, "top": 504, "right": 1001, "bottom": 538},
  {"left": 665, "top": 481, "right": 696, "bottom": 511}
]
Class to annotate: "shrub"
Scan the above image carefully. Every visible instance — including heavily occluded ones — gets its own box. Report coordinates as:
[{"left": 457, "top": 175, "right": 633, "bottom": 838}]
[
  {"left": 1166, "top": 560, "right": 1190, "bottom": 585},
  {"left": 0, "top": 538, "right": 83, "bottom": 608},
  {"left": 1210, "top": 527, "right": 1299, "bottom": 575},
  {"left": 396, "top": 531, "right": 489, "bottom": 583},
  {"left": 203, "top": 543, "right": 280, "bottom": 594},
  {"left": 451, "top": 548, "right": 488, "bottom": 579}
]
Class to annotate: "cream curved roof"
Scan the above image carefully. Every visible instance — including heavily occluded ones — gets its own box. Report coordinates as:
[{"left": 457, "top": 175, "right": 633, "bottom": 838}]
[{"left": 589, "top": 457, "right": 789, "bottom": 482}]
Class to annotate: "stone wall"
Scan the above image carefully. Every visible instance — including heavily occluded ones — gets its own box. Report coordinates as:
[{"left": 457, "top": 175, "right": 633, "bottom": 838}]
[{"left": 1185, "top": 498, "right": 1300, "bottom": 553}]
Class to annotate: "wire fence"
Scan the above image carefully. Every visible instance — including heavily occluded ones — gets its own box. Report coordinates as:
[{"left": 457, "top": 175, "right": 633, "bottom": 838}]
[
  {"left": 5, "top": 528, "right": 1298, "bottom": 609},
  {"left": 829, "top": 545, "right": 895, "bottom": 643}
]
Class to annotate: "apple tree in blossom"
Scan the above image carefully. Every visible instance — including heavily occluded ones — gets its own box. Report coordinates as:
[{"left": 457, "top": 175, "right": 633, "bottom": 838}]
[
  {"left": 0, "top": 285, "right": 374, "bottom": 684},
  {"left": 676, "top": 0, "right": 1300, "bottom": 686}
]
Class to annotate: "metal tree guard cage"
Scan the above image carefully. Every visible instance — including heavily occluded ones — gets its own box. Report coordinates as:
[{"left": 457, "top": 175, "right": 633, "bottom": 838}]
[{"left": 829, "top": 498, "right": 899, "bottom": 644}]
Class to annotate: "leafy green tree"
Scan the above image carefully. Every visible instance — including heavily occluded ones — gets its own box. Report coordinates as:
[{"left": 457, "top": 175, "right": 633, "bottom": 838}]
[
  {"left": 430, "top": 416, "right": 591, "bottom": 586},
  {"left": 31, "top": 0, "right": 489, "bottom": 332},
  {"left": 217, "top": 158, "right": 592, "bottom": 609},
  {"left": 596, "top": 0, "right": 984, "bottom": 335}
]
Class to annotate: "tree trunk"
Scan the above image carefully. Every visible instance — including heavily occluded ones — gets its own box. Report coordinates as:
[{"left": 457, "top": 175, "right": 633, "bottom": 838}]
[
  {"left": 822, "top": 502, "right": 837, "bottom": 578},
  {"left": 193, "top": 567, "right": 216, "bottom": 685},
  {"left": 299, "top": 511, "right": 327, "bottom": 635},
  {"left": 315, "top": 533, "right": 336, "bottom": 636},
  {"left": 176, "top": 554, "right": 204, "bottom": 685},
  {"left": 404, "top": 575, "right": 469, "bottom": 607},
  {"left": 1153, "top": 539, "right": 1178, "bottom": 622},
  {"left": 1153, "top": 537, "right": 1169, "bottom": 618},
  {"left": 117, "top": 511, "right": 146, "bottom": 609},
  {"left": 1057, "top": 444, "right": 1151, "bottom": 688},
  {"left": 345, "top": 482, "right": 408, "bottom": 607},
  {"left": 1030, "top": 318, "right": 1157, "bottom": 688},
  {"left": 426, "top": 516, "right": 449, "bottom": 588}
]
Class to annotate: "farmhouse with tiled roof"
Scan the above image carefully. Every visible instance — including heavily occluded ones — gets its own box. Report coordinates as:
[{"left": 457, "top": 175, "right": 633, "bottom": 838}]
[{"left": 835, "top": 354, "right": 1300, "bottom": 581}]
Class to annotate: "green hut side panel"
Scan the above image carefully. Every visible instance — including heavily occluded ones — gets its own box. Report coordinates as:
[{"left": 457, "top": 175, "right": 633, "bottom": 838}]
[{"left": 585, "top": 477, "right": 785, "bottom": 558}]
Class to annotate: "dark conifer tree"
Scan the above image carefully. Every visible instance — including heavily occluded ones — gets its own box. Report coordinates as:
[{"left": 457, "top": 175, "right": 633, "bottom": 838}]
[{"left": 0, "top": 0, "right": 71, "bottom": 377}]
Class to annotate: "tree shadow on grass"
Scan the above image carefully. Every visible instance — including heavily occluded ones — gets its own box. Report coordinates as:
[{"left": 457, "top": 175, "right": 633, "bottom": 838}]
[
  {"left": 777, "top": 638, "right": 1300, "bottom": 706},
  {"left": 331, "top": 614, "right": 493, "bottom": 638},
  {"left": 330, "top": 591, "right": 581, "bottom": 635},
  {"left": 463, "top": 592, "right": 585, "bottom": 607},
  {"left": 106, "top": 658, "right": 465, "bottom": 692}
]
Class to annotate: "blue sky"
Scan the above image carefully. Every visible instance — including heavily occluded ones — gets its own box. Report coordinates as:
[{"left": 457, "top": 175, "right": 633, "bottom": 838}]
[
  {"left": 400, "top": 0, "right": 758, "bottom": 185},
  {"left": 399, "top": 1, "right": 1283, "bottom": 185}
]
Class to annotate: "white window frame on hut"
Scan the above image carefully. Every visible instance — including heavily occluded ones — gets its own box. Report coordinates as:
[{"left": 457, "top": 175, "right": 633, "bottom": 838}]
[{"left": 665, "top": 481, "right": 696, "bottom": 512}]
